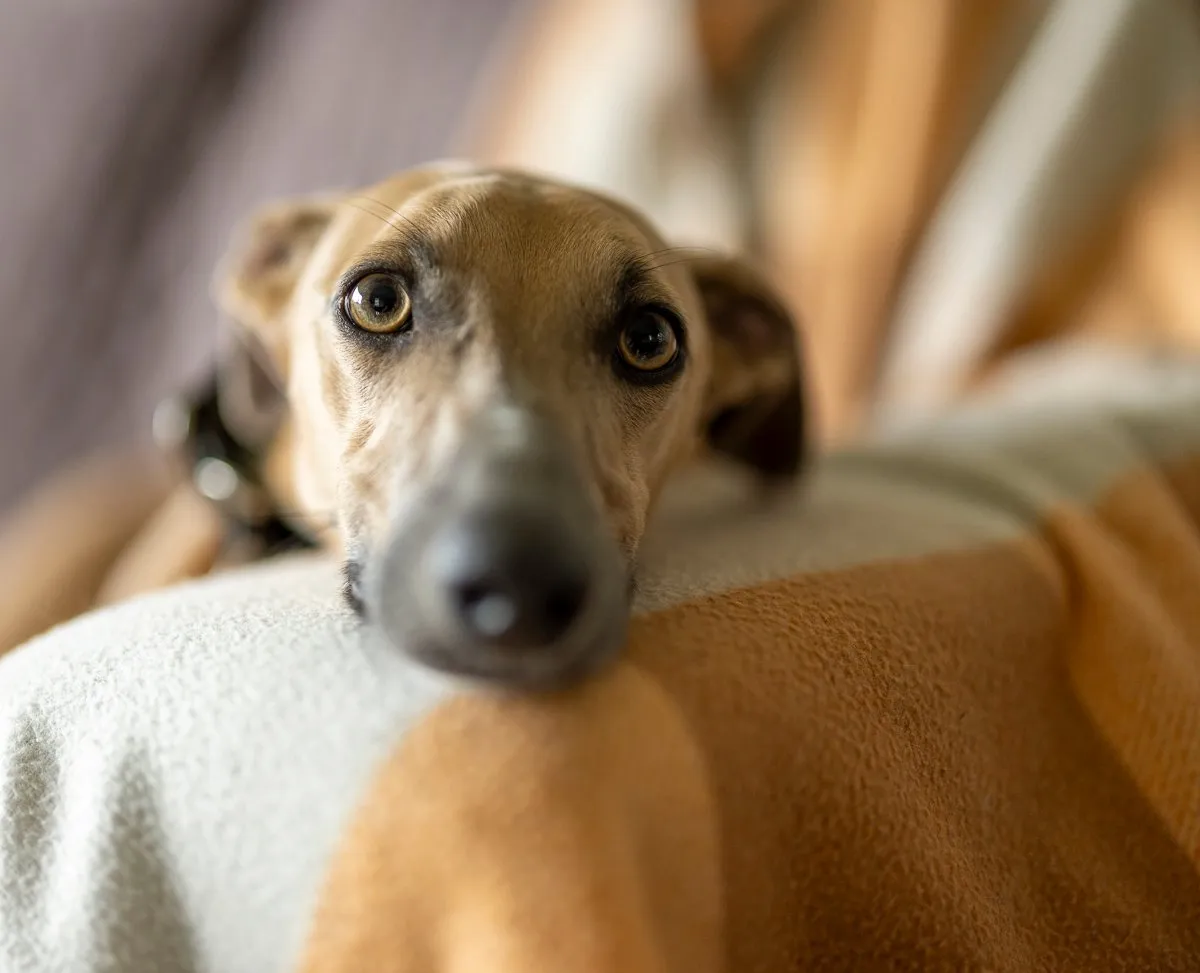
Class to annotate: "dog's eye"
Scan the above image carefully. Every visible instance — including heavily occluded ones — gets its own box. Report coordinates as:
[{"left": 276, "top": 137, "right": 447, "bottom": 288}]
[
  {"left": 345, "top": 273, "right": 412, "bottom": 334},
  {"left": 616, "top": 311, "right": 679, "bottom": 373}
]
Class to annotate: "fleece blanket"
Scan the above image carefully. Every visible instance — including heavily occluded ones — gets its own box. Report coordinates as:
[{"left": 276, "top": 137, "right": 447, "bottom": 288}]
[{"left": 3, "top": 359, "right": 1200, "bottom": 971}]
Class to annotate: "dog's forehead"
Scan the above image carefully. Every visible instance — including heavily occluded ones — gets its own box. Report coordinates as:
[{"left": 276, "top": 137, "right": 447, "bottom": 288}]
[{"left": 325, "top": 170, "right": 671, "bottom": 286}]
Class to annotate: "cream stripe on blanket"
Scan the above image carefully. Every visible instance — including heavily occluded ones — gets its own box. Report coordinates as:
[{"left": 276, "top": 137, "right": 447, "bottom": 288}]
[{"left": 3, "top": 359, "right": 1200, "bottom": 971}]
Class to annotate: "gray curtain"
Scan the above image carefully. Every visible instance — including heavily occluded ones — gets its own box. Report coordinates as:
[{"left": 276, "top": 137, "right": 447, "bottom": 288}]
[{"left": 0, "top": 0, "right": 520, "bottom": 512}]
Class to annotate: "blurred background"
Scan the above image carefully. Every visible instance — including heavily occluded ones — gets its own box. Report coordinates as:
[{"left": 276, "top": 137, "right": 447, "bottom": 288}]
[{"left": 3, "top": 0, "right": 1200, "bottom": 519}]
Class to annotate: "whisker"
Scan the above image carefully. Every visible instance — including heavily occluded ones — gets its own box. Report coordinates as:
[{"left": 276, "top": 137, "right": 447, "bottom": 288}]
[
  {"left": 643, "top": 244, "right": 719, "bottom": 261},
  {"left": 343, "top": 196, "right": 406, "bottom": 234},
  {"left": 644, "top": 245, "right": 720, "bottom": 272},
  {"left": 646, "top": 254, "right": 712, "bottom": 272},
  {"left": 348, "top": 194, "right": 425, "bottom": 237},
  {"left": 307, "top": 196, "right": 424, "bottom": 297}
]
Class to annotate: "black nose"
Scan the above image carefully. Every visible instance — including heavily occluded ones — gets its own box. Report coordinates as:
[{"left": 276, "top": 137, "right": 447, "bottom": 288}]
[{"left": 424, "top": 509, "right": 593, "bottom": 650}]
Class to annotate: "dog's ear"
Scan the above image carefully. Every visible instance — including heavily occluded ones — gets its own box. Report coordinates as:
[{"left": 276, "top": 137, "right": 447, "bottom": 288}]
[
  {"left": 213, "top": 197, "right": 337, "bottom": 447},
  {"left": 691, "top": 255, "right": 807, "bottom": 478},
  {"left": 215, "top": 197, "right": 338, "bottom": 367}
]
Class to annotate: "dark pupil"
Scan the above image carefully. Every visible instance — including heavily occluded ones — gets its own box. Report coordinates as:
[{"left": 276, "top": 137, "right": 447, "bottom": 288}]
[
  {"left": 626, "top": 316, "right": 670, "bottom": 360},
  {"left": 367, "top": 281, "right": 397, "bottom": 315}
]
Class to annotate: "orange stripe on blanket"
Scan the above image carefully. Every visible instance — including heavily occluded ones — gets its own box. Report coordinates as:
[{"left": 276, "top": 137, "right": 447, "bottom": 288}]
[
  {"left": 297, "top": 665, "right": 721, "bottom": 973},
  {"left": 627, "top": 538, "right": 1200, "bottom": 970},
  {"left": 1046, "top": 456, "right": 1200, "bottom": 867}
]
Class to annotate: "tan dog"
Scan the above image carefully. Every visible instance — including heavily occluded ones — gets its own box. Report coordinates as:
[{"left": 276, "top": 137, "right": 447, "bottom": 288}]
[{"left": 211, "top": 163, "right": 805, "bottom": 688}]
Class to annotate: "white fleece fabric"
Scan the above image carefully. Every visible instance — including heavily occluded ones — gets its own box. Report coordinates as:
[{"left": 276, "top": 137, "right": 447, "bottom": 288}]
[{"left": 0, "top": 558, "right": 455, "bottom": 973}]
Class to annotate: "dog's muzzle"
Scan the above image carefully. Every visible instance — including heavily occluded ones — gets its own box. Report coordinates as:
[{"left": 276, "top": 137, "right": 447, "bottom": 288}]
[{"left": 364, "top": 404, "right": 629, "bottom": 690}]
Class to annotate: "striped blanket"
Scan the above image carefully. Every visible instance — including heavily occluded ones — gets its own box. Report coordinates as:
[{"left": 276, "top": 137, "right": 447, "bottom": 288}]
[{"left": 2, "top": 359, "right": 1200, "bottom": 971}]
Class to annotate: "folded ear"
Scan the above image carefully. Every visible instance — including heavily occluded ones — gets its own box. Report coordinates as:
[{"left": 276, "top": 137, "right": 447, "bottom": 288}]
[
  {"left": 692, "top": 255, "right": 807, "bottom": 478},
  {"left": 212, "top": 197, "right": 337, "bottom": 443},
  {"left": 214, "top": 196, "right": 338, "bottom": 369}
]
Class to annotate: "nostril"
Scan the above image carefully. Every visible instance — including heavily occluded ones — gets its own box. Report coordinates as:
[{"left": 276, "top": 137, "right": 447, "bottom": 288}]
[
  {"left": 449, "top": 570, "right": 590, "bottom": 650},
  {"left": 544, "top": 577, "right": 588, "bottom": 639},
  {"left": 425, "top": 512, "right": 595, "bottom": 651}
]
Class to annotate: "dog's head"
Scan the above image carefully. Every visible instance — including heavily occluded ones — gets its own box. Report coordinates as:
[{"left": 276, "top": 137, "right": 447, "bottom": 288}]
[{"left": 216, "top": 164, "right": 805, "bottom": 688}]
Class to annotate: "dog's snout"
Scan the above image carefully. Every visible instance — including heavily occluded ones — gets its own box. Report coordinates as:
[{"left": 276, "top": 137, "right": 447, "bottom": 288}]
[
  {"left": 425, "top": 508, "right": 592, "bottom": 651},
  {"left": 367, "top": 404, "right": 630, "bottom": 689}
]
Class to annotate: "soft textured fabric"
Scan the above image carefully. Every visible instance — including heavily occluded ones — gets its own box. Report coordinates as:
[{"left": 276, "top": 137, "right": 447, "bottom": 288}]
[
  {"left": 880, "top": 0, "right": 1200, "bottom": 426},
  {"left": 4, "top": 364, "right": 1200, "bottom": 970}
]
